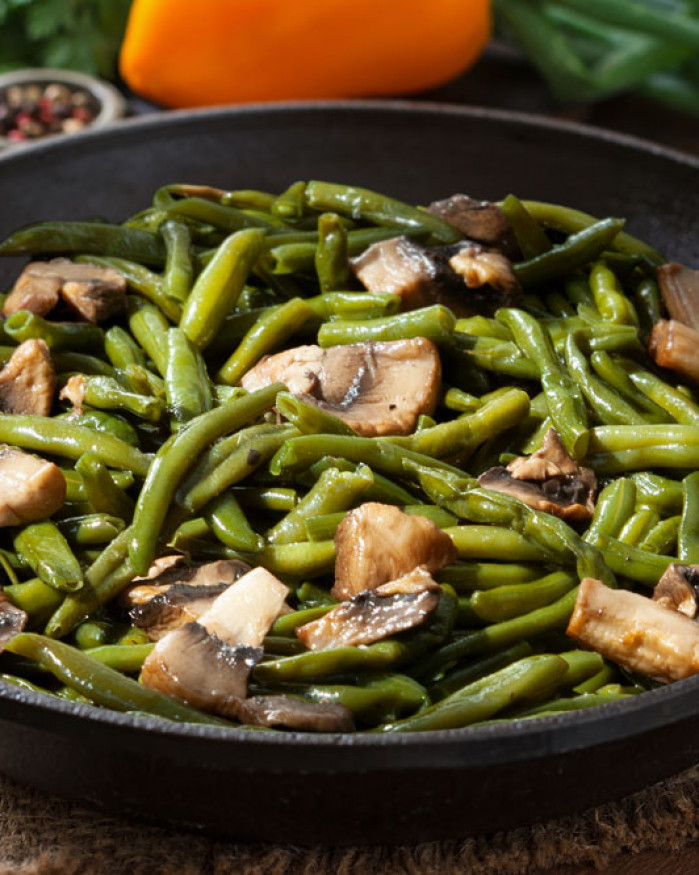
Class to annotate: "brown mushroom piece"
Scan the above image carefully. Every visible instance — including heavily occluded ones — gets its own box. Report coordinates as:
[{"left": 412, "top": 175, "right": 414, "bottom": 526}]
[
  {"left": 123, "top": 558, "right": 252, "bottom": 640},
  {"left": 140, "top": 567, "right": 290, "bottom": 709},
  {"left": 0, "top": 446, "right": 66, "bottom": 526},
  {"left": 297, "top": 566, "right": 441, "bottom": 650},
  {"left": 3, "top": 258, "right": 126, "bottom": 322},
  {"left": 332, "top": 502, "right": 457, "bottom": 600},
  {"left": 0, "top": 339, "right": 55, "bottom": 416},
  {"left": 657, "top": 262, "right": 699, "bottom": 332},
  {"left": 567, "top": 577, "right": 699, "bottom": 684},
  {"left": 426, "top": 194, "right": 518, "bottom": 257},
  {"left": 350, "top": 236, "right": 520, "bottom": 317},
  {"left": 649, "top": 319, "right": 699, "bottom": 385},
  {"left": 240, "top": 338, "right": 441, "bottom": 437},
  {"left": 0, "top": 592, "right": 27, "bottom": 652},
  {"left": 478, "top": 428, "right": 596, "bottom": 522},
  {"left": 653, "top": 563, "right": 699, "bottom": 618},
  {"left": 223, "top": 695, "right": 354, "bottom": 732}
]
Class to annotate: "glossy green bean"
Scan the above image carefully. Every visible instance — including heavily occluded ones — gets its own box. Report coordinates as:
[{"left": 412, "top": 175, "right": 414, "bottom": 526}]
[
  {"left": 315, "top": 213, "right": 349, "bottom": 293},
  {"left": 204, "top": 491, "right": 264, "bottom": 553},
  {"left": 127, "top": 297, "right": 170, "bottom": 376},
  {"left": 275, "top": 392, "right": 356, "bottom": 436},
  {"left": 165, "top": 327, "right": 212, "bottom": 426},
  {"left": 470, "top": 571, "right": 577, "bottom": 623},
  {"left": 617, "top": 508, "right": 659, "bottom": 546},
  {"left": 318, "top": 305, "right": 456, "bottom": 348},
  {"left": 4, "top": 311, "right": 103, "bottom": 354},
  {"left": 679, "top": 472, "right": 699, "bottom": 564},
  {"left": 14, "top": 523, "right": 83, "bottom": 593},
  {"left": 162, "top": 219, "right": 194, "bottom": 303},
  {"left": 58, "top": 514, "right": 125, "bottom": 546},
  {"left": 4, "top": 577, "right": 62, "bottom": 620},
  {"left": 75, "top": 453, "right": 135, "bottom": 520},
  {"left": 639, "top": 515, "right": 680, "bottom": 554},
  {"left": 500, "top": 194, "right": 551, "bottom": 259},
  {"left": 584, "top": 478, "right": 636, "bottom": 545}
]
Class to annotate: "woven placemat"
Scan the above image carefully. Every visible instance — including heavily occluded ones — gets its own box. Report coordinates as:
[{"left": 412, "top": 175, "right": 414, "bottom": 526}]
[{"left": 1, "top": 765, "right": 699, "bottom": 875}]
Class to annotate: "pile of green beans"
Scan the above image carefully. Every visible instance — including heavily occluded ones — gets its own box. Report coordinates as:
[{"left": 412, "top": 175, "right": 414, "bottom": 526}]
[{"left": 0, "top": 181, "right": 683, "bottom": 733}]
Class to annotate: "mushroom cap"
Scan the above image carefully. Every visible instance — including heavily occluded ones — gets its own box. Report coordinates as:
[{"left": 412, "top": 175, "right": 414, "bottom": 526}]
[
  {"left": 653, "top": 563, "right": 699, "bottom": 619},
  {"left": 240, "top": 338, "right": 441, "bottom": 437},
  {"left": 333, "top": 502, "right": 457, "bottom": 600},
  {"left": 221, "top": 695, "right": 354, "bottom": 732},
  {"left": 0, "top": 593, "right": 27, "bottom": 653},
  {"left": 0, "top": 339, "right": 55, "bottom": 417},
  {"left": 0, "top": 446, "right": 66, "bottom": 527}
]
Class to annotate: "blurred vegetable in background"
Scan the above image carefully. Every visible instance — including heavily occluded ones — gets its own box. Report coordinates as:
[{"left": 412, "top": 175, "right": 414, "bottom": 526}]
[
  {"left": 0, "top": 0, "right": 131, "bottom": 79},
  {"left": 496, "top": 0, "right": 699, "bottom": 116},
  {"left": 119, "top": 0, "right": 491, "bottom": 108}
]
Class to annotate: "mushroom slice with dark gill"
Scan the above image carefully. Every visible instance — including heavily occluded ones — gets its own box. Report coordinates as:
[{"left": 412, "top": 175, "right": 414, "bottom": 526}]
[
  {"left": 123, "top": 558, "right": 251, "bottom": 640},
  {"left": 350, "top": 236, "right": 520, "bottom": 317},
  {"left": 0, "top": 592, "right": 27, "bottom": 653},
  {"left": 649, "top": 319, "right": 699, "bottom": 385},
  {"left": 478, "top": 428, "right": 596, "bottom": 522},
  {"left": 653, "top": 563, "right": 699, "bottom": 618},
  {"left": 0, "top": 339, "right": 55, "bottom": 416},
  {"left": 140, "top": 567, "right": 289, "bottom": 710},
  {"left": 657, "top": 262, "right": 699, "bottom": 332},
  {"left": 3, "top": 258, "right": 126, "bottom": 322},
  {"left": 332, "top": 502, "right": 457, "bottom": 600},
  {"left": 240, "top": 338, "right": 441, "bottom": 437},
  {"left": 426, "top": 194, "right": 518, "bottom": 257},
  {"left": 567, "top": 577, "right": 699, "bottom": 684},
  {"left": 297, "top": 566, "right": 441, "bottom": 650},
  {"left": 0, "top": 446, "right": 65, "bottom": 526}
]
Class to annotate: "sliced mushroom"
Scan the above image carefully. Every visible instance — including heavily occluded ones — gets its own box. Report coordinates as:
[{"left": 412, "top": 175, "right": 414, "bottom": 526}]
[
  {"left": 333, "top": 502, "right": 457, "bottom": 600},
  {"left": 222, "top": 695, "right": 354, "bottom": 732},
  {"left": 140, "top": 566, "right": 290, "bottom": 711},
  {"left": 649, "top": 319, "right": 699, "bottom": 385},
  {"left": 653, "top": 563, "right": 699, "bottom": 618},
  {"left": 3, "top": 258, "right": 126, "bottom": 323},
  {"left": 426, "top": 194, "right": 518, "bottom": 256},
  {"left": 297, "top": 566, "right": 441, "bottom": 650},
  {"left": 0, "top": 446, "right": 65, "bottom": 526},
  {"left": 0, "top": 592, "right": 27, "bottom": 652},
  {"left": 567, "top": 577, "right": 699, "bottom": 684},
  {"left": 0, "top": 339, "right": 55, "bottom": 417},
  {"left": 350, "top": 236, "right": 520, "bottom": 316},
  {"left": 478, "top": 429, "right": 596, "bottom": 522},
  {"left": 240, "top": 338, "right": 441, "bottom": 437},
  {"left": 123, "top": 558, "right": 252, "bottom": 640},
  {"left": 657, "top": 262, "right": 699, "bottom": 332}
]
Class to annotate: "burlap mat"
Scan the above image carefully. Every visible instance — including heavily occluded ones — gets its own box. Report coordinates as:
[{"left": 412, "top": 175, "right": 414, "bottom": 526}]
[{"left": 1, "top": 764, "right": 699, "bottom": 875}]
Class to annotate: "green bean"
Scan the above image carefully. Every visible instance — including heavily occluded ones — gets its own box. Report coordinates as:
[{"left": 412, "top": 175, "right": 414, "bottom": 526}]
[
  {"left": 634, "top": 277, "right": 664, "bottom": 336},
  {"left": 4, "top": 311, "right": 103, "bottom": 354},
  {"left": 414, "top": 588, "right": 579, "bottom": 683},
  {"left": 162, "top": 196, "right": 276, "bottom": 233},
  {"left": 679, "top": 472, "right": 699, "bottom": 564},
  {"left": 589, "top": 261, "right": 638, "bottom": 325},
  {"left": 104, "top": 327, "right": 146, "bottom": 373},
  {"left": 500, "top": 194, "right": 551, "bottom": 259},
  {"left": 275, "top": 392, "right": 356, "bottom": 436},
  {"left": 301, "top": 674, "right": 430, "bottom": 726},
  {"left": 129, "top": 384, "right": 283, "bottom": 573},
  {"left": 75, "top": 453, "right": 135, "bottom": 521},
  {"left": 624, "top": 366, "right": 699, "bottom": 426},
  {"left": 4, "top": 577, "right": 62, "bottom": 620},
  {"left": 73, "top": 376, "right": 165, "bottom": 422},
  {"left": 204, "top": 491, "right": 264, "bottom": 553},
  {"left": 639, "top": 515, "right": 680, "bottom": 555},
  {"left": 220, "top": 540, "right": 336, "bottom": 579},
  {"left": 497, "top": 308, "right": 588, "bottom": 458},
  {"left": 85, "top": 643, "right": 154, "bottom": 673},
  {"left": 299, "top": 457, "right": 420, "bottom": 507},
  {"left": 14, "top": 523, "right": 83, "bottom": 593},
  {"left": 216, "top": 297, "right": 315, "bottom": 385},
  {"left": 382, "top": 654, "right": 567, "bottom": 732},
  {"left": 597, "top": 536, "right": 673, "bottom": 586},
  {"left": 272, "top": 181, "right": 307, "bottom": 222},
  {"left": 444, "top": 526, "right": 546, "bottom": 562},
  {"left": 574, "top": 666, "right": 617, "bottom": 695},
  {"left": 617, "top": 508, "right": 659, "bottom": 547},
  {"left": 267, "top": 464, "right": 373, "bottom": 544},
  {"left": 442, "top": 387, "right": 482, "bottom": 413},
  {"left": 305, "top": 291, "right": 400, "bottom": 321},
  {"left": 589, "top": 352, "right": 671, "bottom": 423},
  {"left": 178, "top": 424, "right": 297, "bottom": 515},
  {"left": 318, "top": 305, "right": 456, "bottom": 348},
  {"left": 180, "top": 228, "right": 266, "bottom": 350},
  {"left": 428, "top": 642, "right": 534, "bottom": 701},
  {"left": 62, "top": 467, "right": 134, "bottom": 504},
  {"left": 436, "top": 562, "right": 541, "bottom": 592},
  {"left": 470, "top": 571, "right": 577, "bottom": 623},
  {"left": 58, "top": 515, "right": 125, "bottom": 546},
  {"left": 517, "top": 201, "right": 663, "bottom": 263},
  {"left": 564, "top": 334, "right": 645, "bottom": 426},
  {"left": 304, "top": 180, "right": 460, "bottom": 245},
  {"left": 233, "top": 486, "right": 297, "bottom": 513},
  {"left": 294, "top": 582, "right": 338, "bottom": 609},
  {"left": 584, "top": 478, "right": 636, "bottom": 546},
  {"left": 513, "top": 218, "right": 625, "bottom": 288},
  {"left": 6, "top": 633, "right": 228, "bottom": 725},
  {"left": 57, "top": 408, "right": 139, "bottom": 448},
  {"left": 127, "top": 297, "right": 170, "bottom": 376},
  {"left": 631, "top": 472, "right": 684, "bottom": 516},
  {"left": 513, "top": 692, "right": 633, "bottom": 719},
  {"left": 0, "top": 222, "right": 166, "bottom": 265},
  {"left": 315, "top": 213, "right": 349, "bottom": 292},
  {"left": 74, "top": 620, "right": 111, "bottom": 649},
  {"left": 270, "top": 605, "right": 334, "bottom": 636},
  {"left": 165, "top": 327, "right": 212, "bottom": 426},
  {"left": 162, "top": 220, "right": 194, "bottom": 303}
]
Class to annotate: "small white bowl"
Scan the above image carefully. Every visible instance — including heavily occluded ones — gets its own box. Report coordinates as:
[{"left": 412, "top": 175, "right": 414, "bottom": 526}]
[{"left": 0, "top": 68, "right": 126, "bottom": 150}]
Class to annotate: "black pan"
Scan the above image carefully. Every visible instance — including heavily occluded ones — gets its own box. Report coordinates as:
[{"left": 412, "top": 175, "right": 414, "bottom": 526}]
[{"left": 0, "top": 103, "right": 699, "bottom": 846}]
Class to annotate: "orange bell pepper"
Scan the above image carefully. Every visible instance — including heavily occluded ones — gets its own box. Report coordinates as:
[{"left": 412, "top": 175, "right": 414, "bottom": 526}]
[{"left": 119, "top": 0, "right": 491, "bottom": 108}]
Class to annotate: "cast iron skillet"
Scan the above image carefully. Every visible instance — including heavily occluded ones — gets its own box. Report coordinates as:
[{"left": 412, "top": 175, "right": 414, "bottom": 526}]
[{"left": 0, "top": 103, "right": 698, "bottom": 845}]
